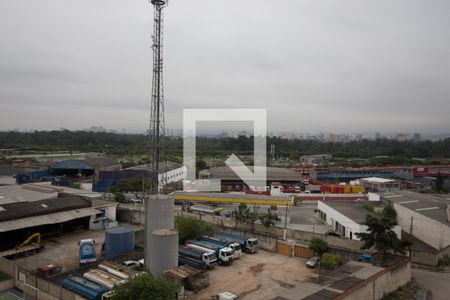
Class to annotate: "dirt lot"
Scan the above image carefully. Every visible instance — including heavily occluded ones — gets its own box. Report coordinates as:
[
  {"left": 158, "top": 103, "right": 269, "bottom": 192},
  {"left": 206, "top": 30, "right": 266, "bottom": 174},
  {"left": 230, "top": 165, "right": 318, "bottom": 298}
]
[
  {"left": 188, "top": 250, "right": 321, "bottom": 300},
  {"left": 13, "top": 227, "right": 125, "bottom": 272}
]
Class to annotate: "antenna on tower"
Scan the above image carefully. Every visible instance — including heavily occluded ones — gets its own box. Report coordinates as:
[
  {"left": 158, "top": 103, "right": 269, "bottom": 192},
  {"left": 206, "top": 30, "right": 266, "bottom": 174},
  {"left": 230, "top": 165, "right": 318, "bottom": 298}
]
[
  {"left": 144, "top": 0, "right": 177, "bottom": 275},
  {"left": 148, "top": 0, "right": 167, "bottom": 195}
]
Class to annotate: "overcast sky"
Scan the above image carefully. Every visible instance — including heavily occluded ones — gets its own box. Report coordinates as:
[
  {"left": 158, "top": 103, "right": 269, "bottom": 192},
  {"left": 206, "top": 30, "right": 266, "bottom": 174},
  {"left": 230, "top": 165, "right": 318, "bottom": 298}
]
[{"left": 0, "top": 0, "right": 449, "bottom": 134}]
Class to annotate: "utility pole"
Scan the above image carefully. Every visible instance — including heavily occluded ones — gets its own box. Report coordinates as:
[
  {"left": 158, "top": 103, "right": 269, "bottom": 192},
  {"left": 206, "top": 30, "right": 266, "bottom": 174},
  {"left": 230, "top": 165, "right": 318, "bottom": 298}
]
[{"left": 283, "top": 201, "right": 289, "bottom": 240}]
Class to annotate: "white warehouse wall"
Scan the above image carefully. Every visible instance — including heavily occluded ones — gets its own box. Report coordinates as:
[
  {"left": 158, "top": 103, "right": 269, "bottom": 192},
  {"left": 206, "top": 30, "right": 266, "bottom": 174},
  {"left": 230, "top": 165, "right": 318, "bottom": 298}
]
[
  {"left": 318, "top": 201, "right": 363, "bottom": 240},
  {"left": 394, "top": 203, "right": 450, "bottom": 250},
  {"left": 158, "top": 166, "right": 186, "bottom": 190},
  {"left": 318, "top": 201, "right": 401, "bottom": 241}
]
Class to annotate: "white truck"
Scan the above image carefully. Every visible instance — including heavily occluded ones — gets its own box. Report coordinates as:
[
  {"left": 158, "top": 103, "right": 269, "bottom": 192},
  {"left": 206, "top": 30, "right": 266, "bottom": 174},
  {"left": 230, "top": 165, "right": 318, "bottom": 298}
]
[{"left": 185, "top": 241, "right": 234, "bottom": 265}]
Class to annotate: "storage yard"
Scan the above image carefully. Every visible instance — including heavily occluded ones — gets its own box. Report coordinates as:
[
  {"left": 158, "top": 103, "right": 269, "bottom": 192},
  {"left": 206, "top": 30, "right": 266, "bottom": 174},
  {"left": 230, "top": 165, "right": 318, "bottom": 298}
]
[
  {"left": 189, "top": 249, "right": 316, "bottom": 300},
  {"left": 12, "top": 229, "right": 107, "bottom": 272}
]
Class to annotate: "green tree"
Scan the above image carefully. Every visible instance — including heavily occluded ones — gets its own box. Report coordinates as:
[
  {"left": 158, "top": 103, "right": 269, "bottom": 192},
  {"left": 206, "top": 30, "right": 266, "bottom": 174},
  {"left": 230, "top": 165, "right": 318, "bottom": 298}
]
[
  {"left": 111, "top": 272, "right": 178, "bottom": 300},
  {"left": 259, "top": 213, "right": 275, "bottom": 228},
  {"left": 245, "top": 211, "right": 260, "bottom": 231},
  {"left": 175, "top": 215, "right": 217, "bottom": 243},
  {"left": 113, "top": 191, "right": 126, "bottom": 203},
  {"left": 232, "top": 203, "right": 249, "bottom": 228},
  {"left": 111, "top": 176, "right": 147, "bottom": 201},
  {"left": 381, "top": 205, "right": 397, "bottom": 222},
  {"left": 309, "top": 238, "right": 328, "bottom": 256},
  {"left": 435, "top": 173, "right": 444, "bottom": 192},
  {"left": 196, "top": 159, "right": 208, "bottom": 171},
  {"left": 356, "top": 213, "right": 410, "bottom": 260},
  {"left": 320, "top": 253, "right": 343, "bottom": 270}
]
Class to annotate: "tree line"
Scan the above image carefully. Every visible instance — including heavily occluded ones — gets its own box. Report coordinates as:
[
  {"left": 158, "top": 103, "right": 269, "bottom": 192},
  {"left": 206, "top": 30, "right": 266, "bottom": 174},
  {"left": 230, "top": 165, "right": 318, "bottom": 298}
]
[{"left": 1, "top": 130, "right": 450, "bottom": 159}]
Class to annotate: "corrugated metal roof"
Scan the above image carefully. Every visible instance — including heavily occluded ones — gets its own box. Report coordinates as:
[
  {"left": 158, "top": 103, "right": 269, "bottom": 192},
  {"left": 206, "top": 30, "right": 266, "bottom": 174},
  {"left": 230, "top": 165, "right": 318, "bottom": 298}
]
[
  {"left": 0, "top": 184, "right": 57, "bottom": 205},
  {"left": 0, "top": 207, "right": 99, "bottom": 232},
  {"left": 83, "top": 157, "right": 119, "bottom": 168},
  {"left": 0, "top": 183, "right": 102, "bottom": 205},
  {"left": 0, "top": 195, "right": 91, "bottom": 222},
  {"left": 206, "top": 166, "right": 301, "bottom": 181},
  {"left": 51, "top": 160, "right": 94, "bottom": 170}
]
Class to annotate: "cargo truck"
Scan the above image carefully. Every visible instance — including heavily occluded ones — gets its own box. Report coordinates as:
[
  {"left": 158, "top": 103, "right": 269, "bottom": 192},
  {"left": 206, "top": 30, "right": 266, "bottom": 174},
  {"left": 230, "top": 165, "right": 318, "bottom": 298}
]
[
  {"left": 185, "top": 240, "right": 234, "bottom": 265},
  {"left": 198, "top": 237, "right": 242, "bottom": 259},
  {"left": 62, "top": 275, "right": 109, "bottom": 300},
  {"left": 179, "top": 245, "right": 217, "bottom": 267},
  {"left": 178, "top": 255, "right": 209, "bottom": 270},
  {"left": 79, "top": 239, "right": 96, "bottom": 266},
  {"left": 215, "top": 234, "right": 258, "bottom": 253}
]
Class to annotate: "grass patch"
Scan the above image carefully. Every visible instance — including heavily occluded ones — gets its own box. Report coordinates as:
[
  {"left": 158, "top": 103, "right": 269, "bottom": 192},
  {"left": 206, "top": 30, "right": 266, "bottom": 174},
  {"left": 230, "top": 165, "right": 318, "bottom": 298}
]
[
  {"left": 0, "top": 293, "right": 22, "bottom": 300},
  {"left": 382, "top": 280, "right": 421, "bottom": 300},
  {"left": 0, "top": 272, "right": 11, "bottom": 282}
]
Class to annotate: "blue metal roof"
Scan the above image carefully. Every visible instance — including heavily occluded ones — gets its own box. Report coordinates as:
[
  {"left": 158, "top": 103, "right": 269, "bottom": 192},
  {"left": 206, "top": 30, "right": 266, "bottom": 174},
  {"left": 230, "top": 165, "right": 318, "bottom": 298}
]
[{"left": 51, "top": 160, "right": 94, "bottom": 170}]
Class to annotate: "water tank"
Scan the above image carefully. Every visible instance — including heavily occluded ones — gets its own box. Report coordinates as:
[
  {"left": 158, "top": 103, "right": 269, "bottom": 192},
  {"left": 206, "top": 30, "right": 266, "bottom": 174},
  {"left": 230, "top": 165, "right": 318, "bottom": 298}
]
[
  {"left": 105, "top": 227, "right": 135, "bottom": 260},
  {"left": 146, "top": 194, "right": 174, "bottom": 230},
  {"left": 149, "top": 228, "right": 178, "bottom": 276}
]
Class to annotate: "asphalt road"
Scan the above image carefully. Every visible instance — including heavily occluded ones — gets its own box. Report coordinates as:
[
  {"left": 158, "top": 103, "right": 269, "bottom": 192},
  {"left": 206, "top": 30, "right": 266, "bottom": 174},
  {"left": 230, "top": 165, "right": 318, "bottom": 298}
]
[
  {"left": 413, "top": 269, "right": 450, "bottom": 300},
  {"left": 211, "top": 203, "right": 328, "bottom": 233}
]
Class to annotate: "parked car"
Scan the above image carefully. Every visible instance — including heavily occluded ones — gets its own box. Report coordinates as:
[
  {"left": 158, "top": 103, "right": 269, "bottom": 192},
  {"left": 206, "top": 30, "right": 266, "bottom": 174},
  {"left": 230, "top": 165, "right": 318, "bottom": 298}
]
[
  {"left": 138, "top": 259, "right": 144, "bottom": 267},
  {"left": 121, "top": 260, "right": 140, "bottom": 268},
  {"left": 37, "top": 262, "right": 62, "bottom": 277},
  {"left": 305, "top": 256, "right": 320, "bottom": 268}
]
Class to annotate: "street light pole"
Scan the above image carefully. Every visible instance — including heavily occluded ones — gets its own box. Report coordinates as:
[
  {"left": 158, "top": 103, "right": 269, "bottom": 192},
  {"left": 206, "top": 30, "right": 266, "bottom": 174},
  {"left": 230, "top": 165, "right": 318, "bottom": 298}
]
[{"left": 283, "top": 201, "right": 288, "bottom": 240}]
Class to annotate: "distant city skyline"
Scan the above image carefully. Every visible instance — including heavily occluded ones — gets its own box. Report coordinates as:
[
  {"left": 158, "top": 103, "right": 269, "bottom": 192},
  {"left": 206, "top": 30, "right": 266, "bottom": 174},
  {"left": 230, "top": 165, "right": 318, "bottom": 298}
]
[
  {"left": 3, "top": 126, "right": 449, "bottom": 142},
  {"left": 1, "top": 0, "right": 449, "bottom": 133}
]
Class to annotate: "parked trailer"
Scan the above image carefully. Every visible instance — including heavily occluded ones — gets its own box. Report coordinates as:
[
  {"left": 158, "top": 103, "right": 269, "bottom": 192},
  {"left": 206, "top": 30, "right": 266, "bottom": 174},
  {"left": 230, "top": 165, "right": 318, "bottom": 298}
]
[
  {"left": 83, "top": 269, "right": 125, "bottom": 290},
  {"left": 215, "top": 233, "right": 258, "bottom": 253},
  {"left": 179, "top": 245, "right": 217, "bottom": 267},
  {"left": 188, "top": 204, "right": 223, "bottom": 216},
  {"left": 62, "top": 275, "right": 109, "bottom": 300},
  {"left": 97, "top": 262, "right": 138, "bottom": 280},
  {"left": 185, "top": 241, "right": 234, "bottom": 265},
  {"left": 178, "top": 255, "right": 209, "bottom": 270},
  {"left": 198, "top": 237, "right": 242, "bottom": 259}
]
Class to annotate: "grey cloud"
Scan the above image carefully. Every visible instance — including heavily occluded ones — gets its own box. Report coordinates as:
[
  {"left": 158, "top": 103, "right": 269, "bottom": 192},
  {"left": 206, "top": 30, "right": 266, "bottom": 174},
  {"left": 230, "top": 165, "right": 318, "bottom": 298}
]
[{"left": 0, "top": 0, "right": 449, "bottom": 134}]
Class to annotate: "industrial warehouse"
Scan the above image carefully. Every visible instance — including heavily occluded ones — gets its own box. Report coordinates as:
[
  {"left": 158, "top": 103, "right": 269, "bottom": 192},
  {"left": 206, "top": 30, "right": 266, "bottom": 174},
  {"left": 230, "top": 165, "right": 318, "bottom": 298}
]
[{"left": 1, "top": 0, "right": 449, "bottom": 299}]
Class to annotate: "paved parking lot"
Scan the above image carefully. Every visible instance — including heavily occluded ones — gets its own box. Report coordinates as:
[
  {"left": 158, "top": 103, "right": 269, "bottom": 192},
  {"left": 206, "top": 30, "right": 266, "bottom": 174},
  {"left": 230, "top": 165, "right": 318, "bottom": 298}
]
[{"left": 188, "top": 250, "right": 319, "bottom": 300}]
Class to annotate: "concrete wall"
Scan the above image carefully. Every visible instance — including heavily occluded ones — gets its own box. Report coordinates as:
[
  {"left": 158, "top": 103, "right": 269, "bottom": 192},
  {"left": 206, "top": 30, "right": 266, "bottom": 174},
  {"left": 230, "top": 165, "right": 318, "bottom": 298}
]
[
  {"left": 0, "top": 257, "right": 80, "bottom": 300},
  {"left": 411, "top": 250, "right": 439, "bottom": 266},
  {"left": 176, "top": 211, "right": 367, "bottom": 253},
  {"left": 220, "top": 228, "right": 278, "bottom": 252},
  {"left": 394, "top": 203, "right": 450, "bottom": 250},
  {"left": 0, "top": 279, "right": 13, "bottom": 292},
  {"left": 14, "top": 269, "right": 81, "bottom": 300},
  {"left": 0, "top": 257, "right": 15, "bottom": 277},
  {"left": 336, "top": 259, "right": 412, "bottom": 300}
]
